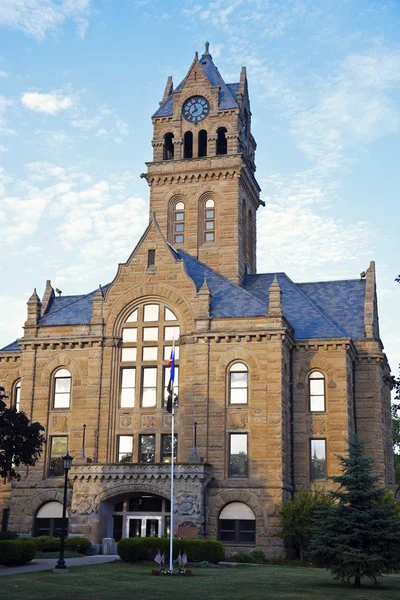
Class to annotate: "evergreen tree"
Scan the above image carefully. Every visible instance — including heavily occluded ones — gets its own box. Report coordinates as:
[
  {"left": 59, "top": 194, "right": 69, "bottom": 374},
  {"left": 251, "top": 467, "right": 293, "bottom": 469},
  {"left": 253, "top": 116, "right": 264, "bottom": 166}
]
[
  {"left": 0, "top": 386, "right": 46, "bottom": 481},
  {"left": 309, "top": 433, "right": 400, "bottom": 587}
]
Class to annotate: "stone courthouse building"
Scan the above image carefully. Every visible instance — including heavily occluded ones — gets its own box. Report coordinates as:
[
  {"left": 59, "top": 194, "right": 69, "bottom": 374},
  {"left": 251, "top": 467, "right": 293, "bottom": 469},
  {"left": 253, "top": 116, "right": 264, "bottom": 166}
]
[{"left": 0, "top": 46, "right": 395, "bottom": 555}]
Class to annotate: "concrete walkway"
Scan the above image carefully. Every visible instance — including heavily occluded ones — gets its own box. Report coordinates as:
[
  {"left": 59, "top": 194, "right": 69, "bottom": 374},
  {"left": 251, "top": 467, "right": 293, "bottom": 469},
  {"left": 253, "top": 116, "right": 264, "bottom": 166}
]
[{"left": 0, "top": 554, "right": 120, "bottom": 577}]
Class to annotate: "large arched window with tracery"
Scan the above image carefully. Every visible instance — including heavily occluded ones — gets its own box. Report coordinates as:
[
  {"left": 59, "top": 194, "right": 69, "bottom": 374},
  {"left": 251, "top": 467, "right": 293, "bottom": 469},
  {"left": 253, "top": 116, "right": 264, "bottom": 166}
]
[{"left": 119, "top": 302, "right": 180, "bottom": 463}]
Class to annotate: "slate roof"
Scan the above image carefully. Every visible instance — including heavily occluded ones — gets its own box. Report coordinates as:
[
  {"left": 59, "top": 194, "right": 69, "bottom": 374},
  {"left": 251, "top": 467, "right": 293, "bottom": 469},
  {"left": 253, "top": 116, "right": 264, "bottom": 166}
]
[
  {"left": 0, "top": 256, "right": 367, "bottom": 351},
  {"left": 243, "top": 274, "right": 366, "bottom": 339},
  {"left": 297, "top": 280, "right": 366, "bottom": 339},
  {"left": 177, "top": 250, "right": 266, "bottom": 318},
  {"left": 153, "top": 52, "right": 239, "bottom": 118},
  {"left": 1, "top": 340, "right": 21, "bottom": 352}
]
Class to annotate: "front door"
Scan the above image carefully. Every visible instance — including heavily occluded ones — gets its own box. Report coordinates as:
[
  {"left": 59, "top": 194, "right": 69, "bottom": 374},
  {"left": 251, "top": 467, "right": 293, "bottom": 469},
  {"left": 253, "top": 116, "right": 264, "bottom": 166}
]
[{"left": 127, "top": 516, "right": 162, "bottom": 538}]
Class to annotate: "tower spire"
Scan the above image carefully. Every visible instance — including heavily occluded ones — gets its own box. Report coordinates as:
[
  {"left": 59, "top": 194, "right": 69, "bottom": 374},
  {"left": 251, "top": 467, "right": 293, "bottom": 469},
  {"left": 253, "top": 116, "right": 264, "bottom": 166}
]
[{"left": 203, "top": 41, "right": 211, "bottom": 56}]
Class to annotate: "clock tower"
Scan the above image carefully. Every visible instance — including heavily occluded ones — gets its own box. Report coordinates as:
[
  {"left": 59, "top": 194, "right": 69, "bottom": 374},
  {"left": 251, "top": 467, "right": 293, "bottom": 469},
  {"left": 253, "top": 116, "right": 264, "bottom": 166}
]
[{"left": 142, "top": 43, "right": 262, "bottom": 284}]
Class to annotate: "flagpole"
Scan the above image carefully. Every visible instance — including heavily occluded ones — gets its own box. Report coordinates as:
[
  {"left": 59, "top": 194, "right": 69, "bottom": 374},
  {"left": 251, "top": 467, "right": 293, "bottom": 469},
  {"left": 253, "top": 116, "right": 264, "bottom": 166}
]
[{"left": 169, "top": 337, "right": 175, "bottom": 571}]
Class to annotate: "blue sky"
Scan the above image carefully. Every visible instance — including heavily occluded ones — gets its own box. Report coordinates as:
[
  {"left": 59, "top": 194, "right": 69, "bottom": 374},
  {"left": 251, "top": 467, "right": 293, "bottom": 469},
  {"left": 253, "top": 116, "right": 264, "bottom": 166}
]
[{"left": 0, "top": 0, "right": 399, "bottom": 373}]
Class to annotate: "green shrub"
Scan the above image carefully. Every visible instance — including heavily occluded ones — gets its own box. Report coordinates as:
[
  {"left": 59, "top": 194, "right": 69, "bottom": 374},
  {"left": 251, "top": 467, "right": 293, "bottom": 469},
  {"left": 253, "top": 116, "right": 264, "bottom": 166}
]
[
  {"left": 250, "top": 550, "right": 266, "bottom": 563},
  {"left": 230, "top": 551, "right": 253, "bottom": 563},
  {"left": 65, "top": 537, "right": 92, "bottom": 555},
  {"left": 117, "top": 537, "right": 224, "bottom": 564},
  {"left": 0, "top": 539, "right": 36, "bottom": 565},
  {"left": 33, "top": 536, "right": 60, "bottom": 552},
  {"left": 0, "top": 531, "right": 19, "bottom": 540}
]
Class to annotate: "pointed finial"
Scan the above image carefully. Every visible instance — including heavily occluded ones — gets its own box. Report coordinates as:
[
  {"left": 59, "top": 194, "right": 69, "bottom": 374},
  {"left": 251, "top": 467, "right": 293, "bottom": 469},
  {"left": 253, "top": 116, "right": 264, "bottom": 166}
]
[
  {"left": 195, "top": 51, "right": 198, "bottom": 60},
  {"left": 203, "top": 41, "right": 210, "bottom": 56}
]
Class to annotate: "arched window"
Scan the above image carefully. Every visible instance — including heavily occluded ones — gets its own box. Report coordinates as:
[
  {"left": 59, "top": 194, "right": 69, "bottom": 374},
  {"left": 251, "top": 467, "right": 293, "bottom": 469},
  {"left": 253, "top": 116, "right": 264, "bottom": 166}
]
[
  {"left": 163, "top": 132, "right": 174, "bottom": 160},
  {"left": 120, "top": 302, "right": 180, "bottom": 417},
  {"left": 216, "top": 127, "right": 227, "bottom": 155},
  {"left": 35, "top": 501, "right": 68, "bottom": 538},
  {"left": 229, "top": 362, "right": 248, "bottom": 404},
  {"left": 14, "top": 380, "right": 21, "bottom": 411},
  {"left": 204, "top": 199, "right": 215, "bottom": 242},
  {"left": 218, "top": 502, "right": 255, "bottom": 544},
  {"left": 174, "top": 201, "right": 185, "bottom": 245},
  {"left": 309, "top": 371, "right": 325, "bottom": 412},
  {"left": 53, "top": 368, "right": 71, "bottom": 409},
  {"left": 183, "top": 131, "right": 193, "bottom": 159},
  {"left": 198, "top": 129, "right": 207, "bottom": 157}
]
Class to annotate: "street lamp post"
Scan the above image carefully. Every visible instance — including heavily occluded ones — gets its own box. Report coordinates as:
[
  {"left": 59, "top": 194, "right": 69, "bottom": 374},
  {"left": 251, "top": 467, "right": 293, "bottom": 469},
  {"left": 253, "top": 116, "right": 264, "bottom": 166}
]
[{"left": 54, "top": 453, "right": 73, "bottom": 571}]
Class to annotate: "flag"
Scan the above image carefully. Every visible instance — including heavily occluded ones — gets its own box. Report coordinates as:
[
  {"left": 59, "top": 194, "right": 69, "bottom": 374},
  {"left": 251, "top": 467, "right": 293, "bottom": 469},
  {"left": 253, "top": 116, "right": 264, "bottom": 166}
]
[
  {"left": 154, "top": 549, "right": 162, "bottom": 565},
  {"left": 177, "top": 551, "right": 182, "bottom": 563},
  {"left": 182, "top": 552, "right": 187, "bottom": 565},
  {"left": 166, "top": 346, "right": 175, "bottom": 413}
]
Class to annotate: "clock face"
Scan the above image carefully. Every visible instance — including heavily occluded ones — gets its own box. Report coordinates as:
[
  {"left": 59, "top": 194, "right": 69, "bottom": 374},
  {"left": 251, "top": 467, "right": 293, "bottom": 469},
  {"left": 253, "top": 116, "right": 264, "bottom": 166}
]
[{"left": 182, "top": 96, "right": 210, "bottom": 123}]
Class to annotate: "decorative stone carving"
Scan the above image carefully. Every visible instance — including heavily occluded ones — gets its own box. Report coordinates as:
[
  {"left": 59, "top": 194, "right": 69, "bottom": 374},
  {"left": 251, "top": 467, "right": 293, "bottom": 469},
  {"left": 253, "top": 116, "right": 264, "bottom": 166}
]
[
  {"left": 162, "top": 414, "right": 172, "bottom": 429},
  {"left": 296, "top": 383, "right": 304, "bottom": 389},
  {"left": 176, "top": 493, "right": 200, "bottom": 517},
  {"left": 120, "top": 415, "right": 132, "bottom": 428},
  {"left": 328, "top": 381, "right": 337, "bottom": 389},
  {"left": 72, "top": 495, "right": 96, "bottom": 515},
  {"left": 51, "top": 415, "right": 68, "bottom": 432},
  {"left": 229, "top": 412, "right": 248, "bottom": 430},
  {"left": 141, "top": 415, "right": 156, "bottom": 429},
  {"left": 309, "top": 419, "right": 326, "bottom": 435}
]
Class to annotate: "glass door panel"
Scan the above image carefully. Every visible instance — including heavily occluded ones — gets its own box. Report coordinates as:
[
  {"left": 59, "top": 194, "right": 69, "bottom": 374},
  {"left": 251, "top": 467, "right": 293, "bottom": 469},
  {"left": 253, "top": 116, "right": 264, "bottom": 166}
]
[
  {"left": 145, "top": 518, "right": 159, "bottom": 538},
  {"left": 128, "top": 518, "right": 142, "bottom": 538}
]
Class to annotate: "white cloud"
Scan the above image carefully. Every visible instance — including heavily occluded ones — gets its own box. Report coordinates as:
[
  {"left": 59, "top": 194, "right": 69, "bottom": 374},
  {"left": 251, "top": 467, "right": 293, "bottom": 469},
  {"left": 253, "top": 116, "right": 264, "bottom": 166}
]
[
  {"left": 0, "top": 0, "right": 91, "bottom": 41},
  {"left": 0, "top": 145, "right": 9, "bottom": 152},
  {"left": 0, "top": 71, "right": 8, "bottom": 77},
  {"left": 21, "top": 91, "right": 73, "bottom": 115}
]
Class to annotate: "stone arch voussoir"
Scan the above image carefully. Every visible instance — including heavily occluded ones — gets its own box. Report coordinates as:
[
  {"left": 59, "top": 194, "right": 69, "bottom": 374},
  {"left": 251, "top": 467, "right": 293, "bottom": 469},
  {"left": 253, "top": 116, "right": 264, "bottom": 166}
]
[
  {"left": 22, "top": 488, "right": 66, "bottom": 532},
  {"left": 4, "top": 366, "right": 22, "bottom": 396},
  {"left": 215, "top": 347, "right": 260, "bottom": 383},
  {"left": 209, "top": 489, "right": 266, "bottom": 529},
  {"left": 95, "top": 482, "right": 171, "bottom": 507},
  {"left": 297, "top": 355, "right": 335, "bottom": 386},
  {"left": 40, "top": 352, "right": 82, "bottom": 388}
]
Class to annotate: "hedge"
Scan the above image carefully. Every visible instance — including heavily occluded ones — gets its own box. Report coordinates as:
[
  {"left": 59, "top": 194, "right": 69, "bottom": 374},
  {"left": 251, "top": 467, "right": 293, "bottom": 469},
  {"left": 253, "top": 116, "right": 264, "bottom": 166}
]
[
  {"left": 65, "top": 537, "right": 92, "bottom": 555},
  {"left": 117, "top": 537, "right": 225, "bottom": 564},
  {"left": 32, "top": 536, "right": 92, "bottom": 555},
  {"left": 0, "top": 531, "right": 19, "bottom": 540},
  {"left": 0, "top": 539, "right": 36, "bottom": 566},
  {"left": 33, "top": 536, "right": 60, "bottom": 552}
]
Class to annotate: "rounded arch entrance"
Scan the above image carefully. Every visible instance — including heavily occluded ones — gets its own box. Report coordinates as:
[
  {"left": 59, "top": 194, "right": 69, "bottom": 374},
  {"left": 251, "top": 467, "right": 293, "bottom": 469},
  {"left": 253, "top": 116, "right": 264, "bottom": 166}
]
[{"left": 98, "top": 486, "right": 171, "bottom": 542}]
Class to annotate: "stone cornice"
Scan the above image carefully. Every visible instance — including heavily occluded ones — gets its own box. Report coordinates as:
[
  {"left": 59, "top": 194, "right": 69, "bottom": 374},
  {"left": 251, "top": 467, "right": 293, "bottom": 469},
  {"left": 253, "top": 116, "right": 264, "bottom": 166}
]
[
  {"left": 295, "top": 338, "right": 353, "bottom": 353},
  {"left": 70, "top": 462, "right": 212, "bottom": 483},
  {"left": 0, "top": 352, "right": 22, "bottom": 363},
  {"left": 182, "top": 328, "right": 295, "bottom": 348},
  {"left": 12, "top": 336, "right": 109, "bottom": 352}
]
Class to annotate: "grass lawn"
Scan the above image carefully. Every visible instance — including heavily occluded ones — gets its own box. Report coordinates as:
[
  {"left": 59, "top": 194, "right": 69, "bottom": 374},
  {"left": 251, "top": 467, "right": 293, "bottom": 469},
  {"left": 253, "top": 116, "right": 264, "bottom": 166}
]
[{"left": 1, "top": 562, "right": 400, "bottom": 600}]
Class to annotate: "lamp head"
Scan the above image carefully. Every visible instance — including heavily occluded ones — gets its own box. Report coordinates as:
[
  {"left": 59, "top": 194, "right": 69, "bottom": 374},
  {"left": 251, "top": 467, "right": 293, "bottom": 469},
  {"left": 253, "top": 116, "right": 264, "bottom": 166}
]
[{"left": 62, "top": 453, "right": 73, "bottom": 471}]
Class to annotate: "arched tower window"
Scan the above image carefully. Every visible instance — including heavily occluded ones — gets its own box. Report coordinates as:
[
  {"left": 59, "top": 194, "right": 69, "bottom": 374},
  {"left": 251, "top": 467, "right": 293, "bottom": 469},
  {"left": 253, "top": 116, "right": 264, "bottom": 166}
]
[
  {"left": 247, "top": 209, "right": 254, "bottom": 273},
  {"left": 309, "top": 371, "right": 325, "bottom": 412},
  {"left": 216, "top": 127, "right": 227, "bottom": 155},
  {"left": 229, "top": 362, "right": 248, "bottom": 404},
  {"left": 35, "top": 501, "right": 68, "bottom": 537},
  {"left": 163, "top": 132, "right": 174, "bottom": 160},
  {"left": 174, "top": 201, "right": 185, "bottom": 245},
  {"left": 183, "top": 131, "right": 193, "bottom": 159},
  {"left": 53, "top": 368, "right": 71, "bottom": 409},
  {"left": 241, "top": 200, "right": 247, "bottom": 268},
  {"left": 199, "top": 193, "right": 217, "bottom": 244},
  {"left": 198, "top": 129, "right": 207, "bottom": 157},
  {"left": 168, "top": 197, "right": 186, "bottom": 246},
  {"left": 13, "top": 380, "right": 21, "bottom": 411}
]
